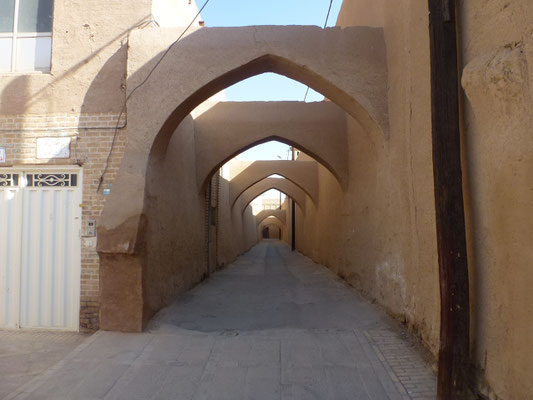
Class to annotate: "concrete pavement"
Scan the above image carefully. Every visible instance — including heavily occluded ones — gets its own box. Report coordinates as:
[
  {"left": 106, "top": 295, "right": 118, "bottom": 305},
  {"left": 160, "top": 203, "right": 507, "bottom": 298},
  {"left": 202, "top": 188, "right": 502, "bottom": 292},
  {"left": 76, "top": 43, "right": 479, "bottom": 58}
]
[
  {"left": 3, "top": 241, "right": 436, "bottom": 399},
  {"left": 0, "top": 330, "right": 88, "bottom": 399}
]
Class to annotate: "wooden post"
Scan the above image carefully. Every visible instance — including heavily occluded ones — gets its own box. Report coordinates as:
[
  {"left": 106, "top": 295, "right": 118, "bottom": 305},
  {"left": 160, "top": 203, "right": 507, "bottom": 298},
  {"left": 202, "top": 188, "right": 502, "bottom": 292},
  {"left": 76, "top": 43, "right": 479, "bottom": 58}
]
[{"left": 427, "top": 1, "right": 471, "bottom": 398}]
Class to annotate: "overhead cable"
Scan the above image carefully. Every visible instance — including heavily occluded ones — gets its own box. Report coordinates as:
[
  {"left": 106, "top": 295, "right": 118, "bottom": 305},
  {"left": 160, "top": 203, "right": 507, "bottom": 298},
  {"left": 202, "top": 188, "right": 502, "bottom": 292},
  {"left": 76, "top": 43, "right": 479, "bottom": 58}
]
[
  {"left": 303, "top": 0, "right": 334, "bottom": 102},
  {"left": 98, "top": 0, "right": 212, "bottom": 192}
]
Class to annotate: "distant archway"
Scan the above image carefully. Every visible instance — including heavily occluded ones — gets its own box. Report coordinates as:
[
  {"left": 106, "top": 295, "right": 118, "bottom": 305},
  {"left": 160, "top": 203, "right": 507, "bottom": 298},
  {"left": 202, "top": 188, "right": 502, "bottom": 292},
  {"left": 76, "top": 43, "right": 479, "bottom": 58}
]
[
  {"left": 97, "top": 25, "right": 388, "bottom": 333},
  {"left": 99, "top": 25, "right": 387, "bottom": 238},
  {"left": 256, "top": 209, "right": 286, "bottom": 226},
  {"left": 194, "top": 101, "right": 348, "bottom": 191},
  {"left": 238, "top": 178, "right": 308, "bottom": 215},
  {"left": 229, "top": 161, "right": 318, "bottom": 208}
]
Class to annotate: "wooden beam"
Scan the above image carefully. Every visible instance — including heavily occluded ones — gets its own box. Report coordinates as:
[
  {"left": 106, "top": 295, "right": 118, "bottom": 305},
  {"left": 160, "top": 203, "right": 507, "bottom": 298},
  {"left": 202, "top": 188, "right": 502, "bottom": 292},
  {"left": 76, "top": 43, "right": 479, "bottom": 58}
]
[{"left": 427, "top": 1, "right": 471, "bottom": 398}]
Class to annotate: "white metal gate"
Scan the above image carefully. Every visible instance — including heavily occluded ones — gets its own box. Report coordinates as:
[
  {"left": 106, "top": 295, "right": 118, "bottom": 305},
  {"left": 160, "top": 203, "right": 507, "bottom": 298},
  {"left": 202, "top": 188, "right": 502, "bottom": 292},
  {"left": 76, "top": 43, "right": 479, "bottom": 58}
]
[{"left": 0, "top": 167, "right": 82, "bottom": 330}]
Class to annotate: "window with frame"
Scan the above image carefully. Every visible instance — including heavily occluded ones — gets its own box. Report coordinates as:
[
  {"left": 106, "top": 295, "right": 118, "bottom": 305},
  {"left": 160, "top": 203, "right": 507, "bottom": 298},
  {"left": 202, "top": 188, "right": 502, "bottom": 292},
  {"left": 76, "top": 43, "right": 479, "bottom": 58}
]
[{"left": 0, "top": 0, "right": 53, "bottom": 73}]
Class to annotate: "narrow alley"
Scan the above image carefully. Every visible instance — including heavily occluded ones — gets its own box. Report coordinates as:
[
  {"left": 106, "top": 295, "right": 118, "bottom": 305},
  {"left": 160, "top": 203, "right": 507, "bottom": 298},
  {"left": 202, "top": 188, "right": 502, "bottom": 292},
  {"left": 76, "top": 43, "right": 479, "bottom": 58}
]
[{"left": 4, "top": 241, "right": 435, "bottom": 400}]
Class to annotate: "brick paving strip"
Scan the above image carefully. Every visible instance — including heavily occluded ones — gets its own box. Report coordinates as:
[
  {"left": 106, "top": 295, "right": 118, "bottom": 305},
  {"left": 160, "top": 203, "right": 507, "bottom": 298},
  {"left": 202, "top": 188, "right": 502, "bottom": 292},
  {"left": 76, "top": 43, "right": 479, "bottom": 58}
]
[{"left": 365, "top": 329, "right": 437, "bottom": 399}]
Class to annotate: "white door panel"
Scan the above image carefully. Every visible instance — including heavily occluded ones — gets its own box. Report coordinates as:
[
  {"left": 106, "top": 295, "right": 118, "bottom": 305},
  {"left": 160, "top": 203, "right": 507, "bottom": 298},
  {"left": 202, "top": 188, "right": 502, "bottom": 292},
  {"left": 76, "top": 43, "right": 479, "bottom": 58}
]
[
  {"left": 0, "top": 169, "right": 81, "bottom": 331},
  {"left": 0, "top": 173, "right": 22, "bottom": 328}
]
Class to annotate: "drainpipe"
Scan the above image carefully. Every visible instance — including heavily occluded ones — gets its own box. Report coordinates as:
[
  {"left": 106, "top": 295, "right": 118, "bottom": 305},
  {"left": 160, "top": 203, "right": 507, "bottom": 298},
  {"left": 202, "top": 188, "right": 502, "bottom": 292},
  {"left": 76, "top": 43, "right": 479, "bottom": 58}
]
[
  {"left": 206, "top": 179, "right": 212, "bottom": 277},
  {"left": 291, "top": 147, "right": 296, "bottom": 251},
  {"left": 427, "top": 1, "right": 471, "bottom": 398}
]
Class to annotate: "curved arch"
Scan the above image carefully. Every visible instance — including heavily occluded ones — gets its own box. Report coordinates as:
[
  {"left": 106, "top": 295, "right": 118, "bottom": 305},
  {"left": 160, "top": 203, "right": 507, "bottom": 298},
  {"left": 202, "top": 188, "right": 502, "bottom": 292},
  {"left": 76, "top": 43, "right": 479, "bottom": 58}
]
[
  {"left": 194, "top": 101, "right": 348, "bottom": 192},
  {"left": 239, "top": 178, "right": 308, "bottom": 215},
  {"left": 260, "top": 215, "right": 285, "bottom": 228},
  {"left": 100, "top": 25, "right": 387, "bottom": 234},
  {"left": 229, "top": 161, "right": 318, "bottom": 208},
  {"left": 260, "top": 222, "right": 284, "bottom": 240},
  {"left": 259, "top": 218, "right": 285, "bottom": 236},
  {"left": 151, "top": 46, "right": 387, "bottom": 159},
  {"left": 96, "top": 25, "right": 389, "bottom": 333},
  {"left": 256, "top": 209, "right": 286, "bottom": 226}
]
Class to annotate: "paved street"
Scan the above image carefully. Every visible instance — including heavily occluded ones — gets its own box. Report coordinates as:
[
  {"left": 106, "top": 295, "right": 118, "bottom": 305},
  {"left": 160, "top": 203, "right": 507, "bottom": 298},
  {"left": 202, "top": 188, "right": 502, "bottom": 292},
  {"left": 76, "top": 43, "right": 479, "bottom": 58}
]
[
  {"left": 3, "top": 241, "right": 436, "bottom": 400},
  {"left": 0, "top": 331, "right": 87, "bottom": 399}
]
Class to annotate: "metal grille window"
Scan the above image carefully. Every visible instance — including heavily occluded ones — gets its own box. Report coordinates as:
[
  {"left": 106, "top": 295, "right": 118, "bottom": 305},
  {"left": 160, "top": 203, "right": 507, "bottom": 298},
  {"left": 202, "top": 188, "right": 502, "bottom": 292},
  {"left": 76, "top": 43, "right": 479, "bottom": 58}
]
[
  {"left": 26, "top": 173, "right": 77, "bottom": 187},
  {"left": 0, "top": 0, "right": 53, "bottom": 72},
  {"left": 0, "top": 173, "right": 19, "bottom": 186}
]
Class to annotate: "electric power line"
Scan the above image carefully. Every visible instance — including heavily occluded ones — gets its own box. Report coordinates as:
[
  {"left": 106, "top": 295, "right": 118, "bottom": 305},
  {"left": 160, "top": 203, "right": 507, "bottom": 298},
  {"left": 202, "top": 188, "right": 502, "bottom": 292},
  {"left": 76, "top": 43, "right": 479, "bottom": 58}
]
[
  {"left": 303, "top": 0, "right": 334, "bottom": 102},
  {"left": 98, "top": 0, "right": 212, "bottom": 192}
]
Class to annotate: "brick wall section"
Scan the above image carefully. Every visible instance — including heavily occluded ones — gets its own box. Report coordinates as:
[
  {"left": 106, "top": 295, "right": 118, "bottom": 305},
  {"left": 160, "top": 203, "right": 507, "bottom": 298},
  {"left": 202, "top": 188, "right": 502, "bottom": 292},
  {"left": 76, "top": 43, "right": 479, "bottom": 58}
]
[{"left": 0, "top": 112, "right": 127, "bottom": 331}]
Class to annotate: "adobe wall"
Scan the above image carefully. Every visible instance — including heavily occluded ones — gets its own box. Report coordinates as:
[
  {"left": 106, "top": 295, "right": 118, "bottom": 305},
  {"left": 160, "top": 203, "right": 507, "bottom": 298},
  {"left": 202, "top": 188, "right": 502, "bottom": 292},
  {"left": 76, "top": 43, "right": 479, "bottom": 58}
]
[
  {"left": 100, "top": 113, "right": 259, "bottom": 330},
  {"left": 0, "top": 0, "right": 153, "bottom": 115},
  {"left": 301, "top": 0, "right": 533, "bottom": 398},
  {"left": 264, "top": 225, "right": 281, "bottom": 240},
  {"left": 295, "top": 105, "right": 439, "bottom": 354},
  {"left": 193, "top": 101, "right": 349, "bottom": 190},
  {"left": 297, "top": 0, "right": 440, "bottom": 358},
  {"left": 460, "top": 1, "right": 533, "bottom": 398},
  {"left": 216, "top": 175, "right": 258, "bottom": 268},
  {"left": 142, "top": 116, "right": 207, "bottom": 321}
]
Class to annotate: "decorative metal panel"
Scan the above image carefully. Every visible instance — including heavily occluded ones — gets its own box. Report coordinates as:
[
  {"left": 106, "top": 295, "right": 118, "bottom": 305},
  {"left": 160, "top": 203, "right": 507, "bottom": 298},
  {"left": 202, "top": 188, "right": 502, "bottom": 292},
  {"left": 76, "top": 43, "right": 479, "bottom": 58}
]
[
  {"left": 26, "top": 173, "right": 77, "bottom": 187},
  {"left": 0, "top": 173, "right": 19, "bottom": 187}
]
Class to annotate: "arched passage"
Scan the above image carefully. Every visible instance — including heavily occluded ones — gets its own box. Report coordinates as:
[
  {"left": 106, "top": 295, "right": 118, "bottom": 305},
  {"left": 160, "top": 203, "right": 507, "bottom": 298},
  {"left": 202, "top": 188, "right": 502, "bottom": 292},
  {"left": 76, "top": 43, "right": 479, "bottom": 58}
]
[
  {"left": 256, "top": 209, "right": 286, "bottom": 226},
  {"left": 97, "top": 24, "right": 388, "bottom": 332},
  {"left": 238, "top": 178, "right": 308, "bottom": 215},
  {"left": 229, "top": 161, "right": 318, "bottom": 208},
  {"left": 194, "top": 101, "right": 349, "bottom": 191},
  {"left": 259, "top": 218, "right": 286, "bottom": 241},
  {"left": 262, "top": 224, "right": 282, "bottom": 240},
  {"left": 98, "top": 25, "right": 387, "bottom": 242}
]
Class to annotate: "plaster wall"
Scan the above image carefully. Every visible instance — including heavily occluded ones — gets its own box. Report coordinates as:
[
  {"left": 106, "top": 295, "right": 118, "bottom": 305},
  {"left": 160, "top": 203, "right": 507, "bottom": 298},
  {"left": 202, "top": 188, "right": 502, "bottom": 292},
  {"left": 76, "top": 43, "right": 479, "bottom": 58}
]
[
  {"left": 237, "top": 177, "right": 308, "bottom": 215},
  {"left": 216, "top": 174, "right": 258, "bottom": 268},
  {"left": 98, "top": 25, "right": 388, "bottom": 244},
  {"left": 259, "top": 220, "right": 286, "bottom": 242},
  {"left": 229, "top": 160, "right": 319, "bottom": 207},
  {"left": 0, "top": 0, "right": 153, "bottom": 115},
  {"left": 193, "top": 101, "right": 348, "bottom": 190},
  {"left": 460, "top": 2, "right": 533, "bottom": 398},
  {"left": 100, "top": 113, "right": 258, "bottom": 330},
  {"left": 152, "top": 0, "right": 201, "bottom": 28},
  {"left": 296, "top": 0, "right": 440, "bottom": 359},
  {"left": 297, "top": 0, "right": 533, "bottom": 398},
  {"left": 264, "top": 225, "right": 281, "bottom": 240},
  {"left": 142, "top": 116, "right": 207, "bottom": 322},
  {"left": 256, "top": 209, "right": 287, "bottom": 226}
]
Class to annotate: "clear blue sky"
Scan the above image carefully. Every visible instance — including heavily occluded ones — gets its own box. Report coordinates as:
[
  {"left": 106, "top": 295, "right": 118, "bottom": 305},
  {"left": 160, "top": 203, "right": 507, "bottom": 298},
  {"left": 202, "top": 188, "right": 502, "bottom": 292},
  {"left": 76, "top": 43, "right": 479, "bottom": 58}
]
[
  {"left": 199, "top": 0, "right": 342, "bottom": 198},
  {"left": 201, "top": 0, "right": 343, "bottom": 28},
  {"left": 201, "top": 0, "right": 343, "bottom": 104}
]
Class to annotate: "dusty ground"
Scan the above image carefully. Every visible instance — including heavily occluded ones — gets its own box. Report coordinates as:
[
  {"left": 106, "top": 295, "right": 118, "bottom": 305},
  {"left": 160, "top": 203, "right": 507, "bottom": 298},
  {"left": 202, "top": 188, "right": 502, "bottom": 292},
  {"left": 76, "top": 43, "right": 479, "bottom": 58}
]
[{"left": 2, "top": 241, "right": 435, "bottom": 399}]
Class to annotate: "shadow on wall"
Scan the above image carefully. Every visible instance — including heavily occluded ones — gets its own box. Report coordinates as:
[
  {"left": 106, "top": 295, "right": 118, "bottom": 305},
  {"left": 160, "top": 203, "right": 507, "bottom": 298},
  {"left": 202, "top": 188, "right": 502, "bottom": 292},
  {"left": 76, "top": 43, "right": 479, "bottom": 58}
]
[
  {"left": 1, "top": 76, "right": 31, "bottom": 114},
  {"left": 90, "top": 44, "right": 258, "bottom": 332},
  {"left": 96, "top": 25, "right": 389, "bottom": 332},
  {"left": 15, "top": 17, "right": 151, "bottom": 114},
  {"left": 0, "top": 76, "right": 64, "bottom": 166},
  {"left": 192, "top": 101, "right": 350, "bottom": 191}
]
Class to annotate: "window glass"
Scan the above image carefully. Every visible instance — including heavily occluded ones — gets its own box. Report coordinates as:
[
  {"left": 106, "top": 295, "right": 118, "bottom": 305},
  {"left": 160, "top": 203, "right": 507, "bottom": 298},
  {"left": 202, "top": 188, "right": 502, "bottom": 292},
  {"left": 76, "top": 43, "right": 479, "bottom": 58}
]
[
  {"left": 0, "top": 38, "right": 13, "bottom": 71},
  {"left": 16, "top": 36, "right": 51, "bottom": 70},
  {"left": 0, "top": 0, "right": 15, "bottom": 33},
  {"left": 17, "top": 0, "right": 53, "bottom": 32}
]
